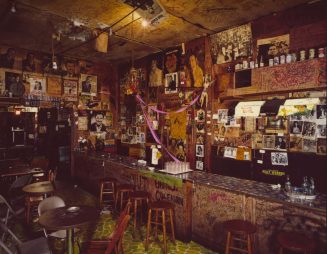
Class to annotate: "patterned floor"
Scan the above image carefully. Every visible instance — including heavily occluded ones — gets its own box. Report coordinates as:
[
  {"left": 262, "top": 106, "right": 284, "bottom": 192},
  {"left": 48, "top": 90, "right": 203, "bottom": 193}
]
[{"left": 2, "top": 181, "right": 218, "bottom": 254}]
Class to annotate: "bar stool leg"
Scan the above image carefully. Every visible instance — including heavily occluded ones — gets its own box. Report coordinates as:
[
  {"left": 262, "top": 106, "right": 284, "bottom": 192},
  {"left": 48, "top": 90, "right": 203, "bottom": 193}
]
[
  {"left": 145, "top": 209, "right": 152, "bottom": 251},
  {"left": 133, "top": 199, "right": 137, "bottom": 237},
  {"left": 99, "top": 183, "right": 103, "bottom": 208},
  {"left": 225, "top": 232, "right": 232, "bottom": 254},
  {"left": 247, "top": 234, "right": 252, "bottom": 254},
  {"left": 169, "top": 209, "right": 175, "bottom": 243},
  {"left": 154, "top": 210, "right": 158, "bottom": 239},
  {"left": 162, "top": 209, "right": 167, "bottom": 254}
]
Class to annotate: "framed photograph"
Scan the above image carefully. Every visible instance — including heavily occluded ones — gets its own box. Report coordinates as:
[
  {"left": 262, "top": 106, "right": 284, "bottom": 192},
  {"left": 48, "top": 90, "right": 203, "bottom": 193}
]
[
  {"left": 139, "top": 132, "right": 145, "bottom": 143},
  {"left": 195, "top": 144, "right": 204, "bottom": 157},
  {"left": 263, "top": 135, "right": 275, "bottom": 149},
  {"left": 165, "top": 72, "right": 178, "bottom": 94},
  {"left": 302, "top": 122, "right": 316, "bottom": 138},
  {"left": 317, "top": 138, "right": 327, "bottom": 155},
  {"left": 28, "top": 76, "right": 46, "bottom": 96},
  {"left": 196, "top": 160, "right": 204, "bottom": 170},
  {"left": 271, "top": 152, "right": 288, "bottom": 166},
  {"left": 316, "top": 105, "right": 327, "bottom": 123},
  {"left": 79, "top": 74, "right": 97, "bottom": 96},
  {"left": 303, "top": 138, "right": 317, "bottom": 153},
  {"left": 317, "top": 125, "right": 326, "bottom": 138},
  {"left": 289, "top": 136, "right": 303, "bottom": 152},
  {"left": 257, "top": 34, "right": 289, "bottom": 66},
  {"left": 275, "top": 136, "right": 287, "bottom": 150},
  {"left": 224, "top": 146, "right": 237, "bottom": 159},
  {"left": 217, "top": 109, "right": 228, "bottom": 124},
  {"left": 224, "top": 126, "right": 240, "bottom": 138},
  {"left": 252, "top": 134, "right": 263, "bottom": 149},
  {"left": 290, "top": 121, "right": 303, "bottom": 135},
  {"left": 89, "top": 111, "right": 107, "bottom": 133},
  {"left": 47, "top": 76, "right": 62, "bottom": 96},
  {"left": 78, "top": 116, "right": 88, "bottom": 131},
  {"left": 63, "top": 79, "right": 78, "bottom": 101},
  {"left": 301, "top": 109, "right": 316, "bottom": 121},
  {"left": 5, "top": 71, "right": 25, "bottom": 97},
  {"left": 196, "top": 123, "right": 205, "bottom": 133}
]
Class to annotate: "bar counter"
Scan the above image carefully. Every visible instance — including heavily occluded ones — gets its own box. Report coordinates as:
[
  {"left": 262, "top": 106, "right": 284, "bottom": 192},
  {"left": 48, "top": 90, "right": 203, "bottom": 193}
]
[{"left": 73, "top": 152, "right": 326, "bottom": 253}]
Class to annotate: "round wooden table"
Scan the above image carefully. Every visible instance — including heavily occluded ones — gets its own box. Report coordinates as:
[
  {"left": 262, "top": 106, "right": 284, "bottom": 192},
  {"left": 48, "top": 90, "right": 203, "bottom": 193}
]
[
  {"left": 38, "top": 205, "right": 99, "bottom": 254},
  {"left": 22, "top": 181, "right": 55, "bottom": 197},
  {"left": 0, "top": 167, "right": 44, "bottom": 178}
]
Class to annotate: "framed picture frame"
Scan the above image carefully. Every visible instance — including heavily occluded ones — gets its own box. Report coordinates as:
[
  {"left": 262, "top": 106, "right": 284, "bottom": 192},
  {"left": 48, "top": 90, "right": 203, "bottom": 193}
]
[
  {"left": 165, "top": 72, "right": 178, "bottom": 94},
  {"left": 195, "top": 144, "right": 204, "bottom": 157}
]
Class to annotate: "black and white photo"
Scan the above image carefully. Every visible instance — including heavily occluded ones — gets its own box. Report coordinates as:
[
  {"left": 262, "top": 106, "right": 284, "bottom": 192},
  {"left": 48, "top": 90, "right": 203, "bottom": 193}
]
[
  {"left": 217, "top": 109, "right": 228, "bottom": 124},
  {"left": 196, "top": 160, "right": 204, "bottom": 170},
  {"left": 196, "top": 144, "right": 204, "bottom": 157},
  {"left": 316, "top": 105, "right": 327, "bottom": 120},
  {"left": 271, "top": 152, "right": 288, "bottom": 166},
  {"left": 224, "top": 146, "right": 237, "bottom": 159},
  {"left": 317, "top": 125, "right": 326, "bottom": 138},
  {"left": 302, "top": 121, "right": 316, "bottom": 138},
  {"left": 303, "top": 138, "right": 317, "bottom": 153},
  {"left": 275, "top": 136, "right": 287, "bottom": 150},
  {"left": 90, "top": 111, "right": 107, "bottom": 132},
  {"left": 165, "top": 72, "right": 178, "bottom": 94},
  {"left": 290, "top": 121, "right": 303, "bottom": 135}
]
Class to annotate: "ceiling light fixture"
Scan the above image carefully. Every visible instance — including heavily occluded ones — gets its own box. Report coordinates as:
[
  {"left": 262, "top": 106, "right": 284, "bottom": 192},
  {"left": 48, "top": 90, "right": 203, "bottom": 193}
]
[
  {"left": 10, "top": 1, "right": 16, "bottom": 13},
  {"left": 141, "top": 19, "right": 149, "bottom": 27}
]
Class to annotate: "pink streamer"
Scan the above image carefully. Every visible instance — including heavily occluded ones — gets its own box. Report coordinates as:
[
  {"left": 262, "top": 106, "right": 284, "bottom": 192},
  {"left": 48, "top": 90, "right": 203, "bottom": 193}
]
[{"left": 135, "top": 91, "right": 202, "bottom": 162}]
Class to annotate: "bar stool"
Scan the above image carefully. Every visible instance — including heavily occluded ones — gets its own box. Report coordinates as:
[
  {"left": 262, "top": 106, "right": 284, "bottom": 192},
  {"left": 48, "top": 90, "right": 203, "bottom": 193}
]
[
  {"left": 145, "top": 201, "right": 175, "bottom": 254},
  {"left": 115, "top": 183, "right": 134, "bottom": 211},
  {"left": 129, "top": 190, "right": 149, "bottom": 237},
  {"left": 223, "top": 219, "right": 256, "bottom": 254},
  {"left": 277, "top": 231, "right": 315, "bottom": 254},
  {"left": 99, "top": 177, "right": 117, "bottom": 209}
]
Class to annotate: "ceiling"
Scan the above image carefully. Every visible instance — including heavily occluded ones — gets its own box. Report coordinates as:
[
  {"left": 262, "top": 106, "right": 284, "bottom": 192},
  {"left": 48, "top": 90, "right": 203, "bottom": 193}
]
[{"left": 0, "top": 0, "right": 311, "bottom": 63}]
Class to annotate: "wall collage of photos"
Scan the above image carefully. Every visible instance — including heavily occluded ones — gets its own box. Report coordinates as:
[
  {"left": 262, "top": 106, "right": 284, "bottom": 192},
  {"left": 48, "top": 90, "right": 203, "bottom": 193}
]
[
  {"left": 0, "top": 47, "right": 115, "bottom": 151},
  {"left": 212, "top": 103, "right": 326, "bottom": 168}
]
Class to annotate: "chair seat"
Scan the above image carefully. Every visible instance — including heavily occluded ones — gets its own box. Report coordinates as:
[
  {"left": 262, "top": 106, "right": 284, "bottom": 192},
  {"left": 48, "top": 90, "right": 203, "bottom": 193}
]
[
  {"left": 19, "top": 237, "right": 51, "bottom": 254},
  {"left": 130, "top": 191, "right": 148, "bottom": 200},
  {"left": 100, "top": 177, "right": 117, "bottom": 183},
  {"left": 149, "top": 201, "right": 174, "bottom": 210},
  {"left": 277, "top": 231, "right": 315, "bottom": 252},
  {"left": 223, "top": 219, "right": 256, "bottom": 234}
]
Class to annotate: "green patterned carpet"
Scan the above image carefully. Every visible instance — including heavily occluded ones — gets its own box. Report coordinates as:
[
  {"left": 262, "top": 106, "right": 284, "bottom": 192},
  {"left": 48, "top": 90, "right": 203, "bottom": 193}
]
[{"left": 2, "top": 182, "right": 218, "bottom": 254}]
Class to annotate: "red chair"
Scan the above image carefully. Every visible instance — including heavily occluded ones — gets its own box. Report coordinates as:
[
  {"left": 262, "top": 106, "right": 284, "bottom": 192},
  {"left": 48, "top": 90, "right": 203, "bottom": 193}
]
[{"left": 84, "top": 202, "right": 131, "bottom": 254}]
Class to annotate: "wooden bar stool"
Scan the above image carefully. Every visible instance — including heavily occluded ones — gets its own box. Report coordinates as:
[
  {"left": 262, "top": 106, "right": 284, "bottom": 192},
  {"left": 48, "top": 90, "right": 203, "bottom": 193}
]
[
  {"left": 99, "top": 177, "right": 117, "bottom": 209},
  {"left": 223, "top": 219, "right": 256, "bottom": 254},
  {"left": 277, "top": 231, "right": 315, "bottom": 254},
  {"left": 129, "top": 190, "right": 149, "bottom": 238},
  {"left": 115, "top": 183, "right": 134, "bottom": 211},
  {"left": 145, "top": 201, "right": 175, "bottom": 254}
]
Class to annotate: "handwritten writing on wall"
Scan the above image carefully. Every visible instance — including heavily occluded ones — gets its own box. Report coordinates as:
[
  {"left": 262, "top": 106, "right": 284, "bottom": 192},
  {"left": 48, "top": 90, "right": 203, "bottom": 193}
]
[{"left": 260, "top": 59, "right": 326, "bottom": 91}]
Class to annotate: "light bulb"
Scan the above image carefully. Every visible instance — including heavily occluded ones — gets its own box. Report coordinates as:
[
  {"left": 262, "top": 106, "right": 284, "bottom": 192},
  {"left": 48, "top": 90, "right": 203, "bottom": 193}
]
[
  {"left": 11, "top": 3, "right": 16, "bottom": 13},
  {"left": 141, "top": 19, "right": 149, "bottom": 27}
]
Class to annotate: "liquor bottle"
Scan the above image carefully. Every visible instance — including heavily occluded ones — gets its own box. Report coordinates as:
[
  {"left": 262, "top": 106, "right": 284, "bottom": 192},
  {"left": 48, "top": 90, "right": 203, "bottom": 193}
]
[
  {"left": 285, "top": 175, "right": 291, "bottom": 192},
  {"left": 309, "top": 177, "right": 315, "bottom": 195}
]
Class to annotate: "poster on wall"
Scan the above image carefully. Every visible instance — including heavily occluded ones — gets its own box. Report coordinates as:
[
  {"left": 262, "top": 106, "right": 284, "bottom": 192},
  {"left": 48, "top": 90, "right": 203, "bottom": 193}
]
[
  {"left": 47, "top": 76, "right": 62, "bottom": 96},
  {"left": 224, "top": 146, "right": 237, "bottom": 159},
  {"left": 165, "top": 72, "right": 178, "bottom": 94},
  {"left": 257, "top": 34, "right": 289, "bottom": 66},
  {"left": 28, "top": 76, "right": 46, "bottom": 96},
  {"left": 210, "top": 23, "right": 252, "bottom": 64},
  {"left": 148, "top": 53, "right": 163, "bottom": 87},
  {"left": 164, "top": 48, "right": 180, "bottom": 74},
  {"left": 79, "top": 74, "right": 97, "bottom": 96},
  {"left": 63, "top": 79, "right": 78, "bottom": 101}
]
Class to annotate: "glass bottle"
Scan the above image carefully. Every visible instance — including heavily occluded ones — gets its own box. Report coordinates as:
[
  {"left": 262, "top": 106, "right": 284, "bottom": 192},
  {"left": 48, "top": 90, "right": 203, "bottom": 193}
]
[
  {"left": 302, "top": 176, "right": 309, "bottom": 194},
  {"left": 285, "top": 175, "right": 291, "bottom": 192}
]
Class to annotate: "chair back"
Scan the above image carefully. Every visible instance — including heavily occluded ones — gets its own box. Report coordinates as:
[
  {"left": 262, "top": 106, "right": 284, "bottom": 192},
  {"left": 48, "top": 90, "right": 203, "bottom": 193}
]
[
  {"left": 0, "top": 221, "right": 22, "bottom": 253},
  {"left": 38, "top": 196, "right": 65, "bottom": 216},
  {"left": 8, "top": 174, "right": 32, "bottom": 192},
  {"left": 47, "top": 169, "right": 57, "bottom": 182},
  {"left": 104, "top": 214, "right": 130, "bottom": 254},
  {"left": 116, "top": 201, "right": 131, "bottom": 228}
]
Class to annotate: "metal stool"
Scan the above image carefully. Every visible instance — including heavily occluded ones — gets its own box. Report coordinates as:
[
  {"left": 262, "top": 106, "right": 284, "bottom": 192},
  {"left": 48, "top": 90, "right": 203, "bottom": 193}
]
[
  {"left": 223, "top": 219, "right": 256, "bottom": 254},
  {"left": 129, "top": 190, "right": 149, "bottom": 237},
  {"left": 277, "top": 231, "right": 315, "bottom": 254},
  {"left": 145, "top": 201, "right": 175, "bottom": 254},
  {"left": 115, "top": 183, "right": 134, "bottom": 211}
]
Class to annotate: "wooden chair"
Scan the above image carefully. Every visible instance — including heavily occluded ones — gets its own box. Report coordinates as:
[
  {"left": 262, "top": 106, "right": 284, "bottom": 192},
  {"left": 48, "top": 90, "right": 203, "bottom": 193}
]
[
  {"left": 84, "top": 202, "right": 131, "bottom": 254},
  {"left": 277, "top": 231, "right": 315, "bottom": 254}
]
